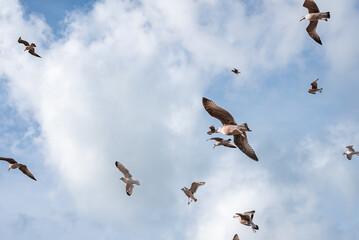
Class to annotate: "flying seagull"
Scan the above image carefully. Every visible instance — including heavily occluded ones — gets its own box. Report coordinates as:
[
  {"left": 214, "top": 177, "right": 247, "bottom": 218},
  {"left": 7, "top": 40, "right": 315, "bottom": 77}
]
[
  {"left": 207, "top": 137, "right": 236, "bottom": 149},
  {"left": 233, "top": 234, "right": 240, "bottom": 240},
  {"left": 115, "top": 161, "right": 140, "bottom": 196},
  {"left": 181, "top": 181, "right": 205, "bottom": 205},
  {"left": 0, "top": 157, "right": 36, "bottom": 181},
  {"left": 233, "top": 210, "right": 259, "bottom": 233},
  {"left": 202, "top": 97, "right": 258, "bottom": 161},
  {"left": 308, "top": 78, "right": 323, "bottom": 94},
  {"left": 18, "top": 37, "right": 41, "bottom": 58},
  {"left": 342, "top": 145, "right": 359, "bottom": 160},
  {"left": 300, "top": 0, "right": 330, "bottom": 45},
  {"left": 232, "top": 68, "right": 240, "bottom": 75}
]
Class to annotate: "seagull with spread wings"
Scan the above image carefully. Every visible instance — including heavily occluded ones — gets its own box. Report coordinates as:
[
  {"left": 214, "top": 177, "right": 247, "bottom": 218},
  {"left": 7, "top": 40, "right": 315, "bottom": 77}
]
[
  {"left": 300, "top": 0, "right": 330, "bottom": 45},
  {"left": 181, "top": 181, "right": 205, "bottom": 205},
  {"left": 207, "top": 137, "right": 236, "bottom": 149},
  {"left": 0, "top": 157, "right": 36, "bottom": 181},
  {"left": 308, "top": 78, "right": 323, "bottom": 94},
  {"left": 232, "top": 68, "right": 240, "bottom": 75},
  {"left": 202, "top": 97, "right": 258, "bottom": 161},
  {"left": 233, "top": 210, "right": 259, "bottom": 233},
  {"left": 18, "top": 37, "right": 41, "bottom": 58},
  {"left": 115, "top": 161, "right": 140, "bottom": 196},
  {"left": 343, "top": 145, "right": 359, "bottom": 160}
]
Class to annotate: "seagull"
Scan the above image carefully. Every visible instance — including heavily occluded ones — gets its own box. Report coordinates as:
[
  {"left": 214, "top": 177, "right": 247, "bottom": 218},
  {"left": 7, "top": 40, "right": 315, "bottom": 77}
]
[
  {"left": 308, "top": 78, "right": 323, "bottom": 94},
  {"left": 207, "top": 137, "right": 236, "bottom": 149},
  {"left": 300, "top": 0, "right": 330, "bottom": 45},
  {"left": 233, "top": 234, "right": 240, "bottom": 240},
  {"left": 233, "top": 210, "right": 259, "bottom": 233},
  {"left": 342, "top": 145, "right": 359, "bottom": 160},
  {"left": 202, "top": 97, "right": 258, "bottom": 161},
  {"left": 18, "top": 37, "right": 41, "bottom": 58},
  {"left": 0, "top": 157, "right": 36, "bottom": 181},
  {"left": 115, "top": 161, "right": 140, "bottom": 196},
  {"left": 232, "top": 68, "right": 240, "bottom": 75},
  {"left": 181, "top": 181, "right": 205, "bottom": 205}
]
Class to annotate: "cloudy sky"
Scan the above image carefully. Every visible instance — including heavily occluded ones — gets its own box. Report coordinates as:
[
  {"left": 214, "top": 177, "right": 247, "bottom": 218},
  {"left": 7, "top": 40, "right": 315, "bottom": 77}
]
[{"left": 1, "top": 0, "right": 359, "bottom": 239}]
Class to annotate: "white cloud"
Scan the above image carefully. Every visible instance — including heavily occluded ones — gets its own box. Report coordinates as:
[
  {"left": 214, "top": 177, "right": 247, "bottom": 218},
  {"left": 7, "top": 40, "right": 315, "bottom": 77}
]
[{"left": 0, "top": 0, "right": 359, "bottom": 239}]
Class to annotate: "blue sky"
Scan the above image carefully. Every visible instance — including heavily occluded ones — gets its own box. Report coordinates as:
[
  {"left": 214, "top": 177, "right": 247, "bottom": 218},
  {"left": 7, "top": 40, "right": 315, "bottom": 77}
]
[{"left": 1, "top": 0, "right": 359, "bottom": 239}]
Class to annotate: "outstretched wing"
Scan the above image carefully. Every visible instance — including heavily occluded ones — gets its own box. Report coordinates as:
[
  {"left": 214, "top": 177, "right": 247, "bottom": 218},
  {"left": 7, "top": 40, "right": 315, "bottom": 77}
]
[
  {"left": 18, "top": 164, "right": 36, "bottom": 181},
  {"left": 126, "top": 184, "right": 134, "bottom": 196},
  {"left": 189, "top": 181, "right": 205, "bottom": 194},
  {"left": 306, "top": 21, "right": 322, "bottom": 45},
  {"left": 202, "top": 97, "right": 237, "bottom": 125},
  {"left": 0, "top": 157, "right": 17, "bottom": 164},
  {"left": 303, "top": 0, "right": 320, "bottom": 13},
  {"left": 233, "top": 234, "right": 240, "bottom": 240},
  {"left": 233, "top": 134, "right": 258, "bottom": 161},
  {"left": 346, "top": 145, "right": 355, "bottom": 151},
  {"left": 311, "top": 79, "right": 318, "bottom": 89},
  {"left": 29, "top": 48, "right": 41, "bottom": 58},
  {"left": 244, "top": 210, "right": 255, "bottom": 220},
  {"left": 115, "top": 161, "right": 132, "bottom": 178},
  {"left": 208, "top": 137, "right": 223, "bottom": 141},
  {"left": 18, "top": 37, "right": 29, "bottom": 46}
]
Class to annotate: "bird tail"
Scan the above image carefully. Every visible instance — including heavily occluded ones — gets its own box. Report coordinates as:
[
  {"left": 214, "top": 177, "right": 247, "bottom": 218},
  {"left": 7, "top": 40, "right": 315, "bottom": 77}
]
[
  {"left": 207, "top": 125, "right": 216, "bottom": 135},
  {"left": 326, "top": 12, "right": 330, "bottom": 19},
  {"left": 133, "top": 180, "right": 140, "bottom": 185}
]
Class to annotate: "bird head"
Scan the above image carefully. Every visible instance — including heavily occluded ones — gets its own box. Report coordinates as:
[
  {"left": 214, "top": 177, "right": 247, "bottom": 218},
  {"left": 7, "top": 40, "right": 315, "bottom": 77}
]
[
  {"left": 120, "top": 177, "right": 125, "bottom": 181},
  {"left": 300, "top": 16, "right": 306, "bottom": 21}
]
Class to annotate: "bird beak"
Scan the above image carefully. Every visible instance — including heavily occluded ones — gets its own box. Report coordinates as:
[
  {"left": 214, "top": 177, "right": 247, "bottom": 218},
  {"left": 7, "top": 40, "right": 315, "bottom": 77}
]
[{"left": 300, "top": 17, "right": 305, "bottom": 21}]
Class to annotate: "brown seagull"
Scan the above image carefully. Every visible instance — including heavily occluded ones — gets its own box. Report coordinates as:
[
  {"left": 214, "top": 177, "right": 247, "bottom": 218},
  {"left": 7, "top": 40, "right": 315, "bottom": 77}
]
[
  {"left": 202, "top": 97, "right": 258, "bottom": 161},
  {"left": 233, "top": 234, "right": 240, "bottom": 240},
  {"left": 18, "top": 37, "right": 41, "bottom": 58},
  {"left": 308, "top": 78, "right": 323, "bottom": 94},
  {"left": 0, "top": 157, "right": 36, "bottom": 181},
  {"left": 181, "top": 181, "right": 205, "bottom": 205},
  {"left": 232, "top": 68, "right": 240, "bottom": 75},
  {"left": 233, "top": 210, "right": 259, "bottom": 233},
  {"left": 207, "top": 137, "right": 236, "bottom": 149},
  {"left": 300, "top": 0, "right": 330, "bottom": 45},
  {"left": 115, "top": 161, "right": 140, "bottom": 196}
]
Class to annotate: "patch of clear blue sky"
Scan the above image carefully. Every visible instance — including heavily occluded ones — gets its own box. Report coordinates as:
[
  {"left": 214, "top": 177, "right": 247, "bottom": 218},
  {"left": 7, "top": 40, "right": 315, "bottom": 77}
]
[{"left": 20, "top": 0, "right": 96, "bottom": 34}]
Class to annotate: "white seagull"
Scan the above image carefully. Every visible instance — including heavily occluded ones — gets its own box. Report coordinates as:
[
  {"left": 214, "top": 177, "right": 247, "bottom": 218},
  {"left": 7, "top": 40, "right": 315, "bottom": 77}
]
[
  {"left": 233, "top": 210, "right": 259, "bottom": 233},
  {"left": 0, "top": 157, "right": 36, "bottom": 181},
  {"left": 342, "top": 145, "right": 359, "bottom": 160},
  {"left": 300, "top": 0, "right": 330, "bottom": 45},
  {"left": 181, "top": 181, "right": 205, "bottom": 205},
  {"left": 203, "top": 97, "right": 258, "bottom": 161},
  {"left": 207, "top": 137, "right": 236, "bottom": 149},
  {"left": 18, "top": 37, "right": 41, "bottom": 58},
  {"left": 115, "top": 161, "right": 140, "bottom": 196}
]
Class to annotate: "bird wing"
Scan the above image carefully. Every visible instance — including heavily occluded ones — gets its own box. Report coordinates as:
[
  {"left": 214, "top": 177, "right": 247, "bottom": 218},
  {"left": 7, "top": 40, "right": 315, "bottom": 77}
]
[
  {"left": 202, "top": 97, "right": 237, "bottom": 125},
  {"left": 347, "top": 154, "right": 352, "bottom": 160},
  {"left": 0, "top": 157, "right": 17, "bottom": 164},
  {"left": 311, "top": 79, "right": 318, "bottom": 89},
  {"left": 18, "top": 37, "right": 29, "bottom": 46},
  {"left": 346, "top": 145, "right": 355, "bottom": 151},
  {"left": 115, "top": 161, "right": 132, "bottom": 178},
  {"left": 224, "top": 142, "right": 237, "bottom": 148},
  {"left": 233, "top": 134, "right": 258, "bottom": 161},
  {"left": 126, "top": 184, "right": 134, "bottom": 196},
  {"left": 303, "top": 0, "right": 320, "bottom": 13},
  {"left": 244, "top": 210, "right": 255, "bottom": 220},
  {"left": 18, "top": 164, "right": 36, "bottom": 181},
  {"left": 189, "top": 181, "right": 205, "bottom": 194},
  {"left": 306, "top": 21, "right": 322, "bottom": 45},
  {"left": 208, "top": 137, "right": 223, "bottom": 141},
  {"left": 29, "top": 48, "right": 41, "bottom": 58},
  {"left": 233, "top": 234, "right": 240, "bottom": 240}
]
